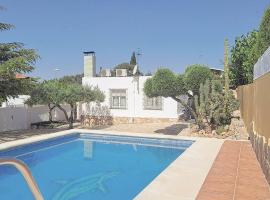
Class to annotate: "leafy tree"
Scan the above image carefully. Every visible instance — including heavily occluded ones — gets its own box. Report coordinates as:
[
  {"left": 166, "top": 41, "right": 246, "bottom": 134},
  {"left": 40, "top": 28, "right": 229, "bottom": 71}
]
[
  {"left": 256, "top": 6, "right": 270, "bottom": 59},
  {"left": 27, "top": 80, "right": 105, "bottom": 128},
  {"left": 58, "top": 74, "right": 83, "bottom": 85},
  {"left": 130, "top": 52, "right": 137, "bottom": 65},
  {"left": 144, "top": 68, "right": 198, "bottom": 122},
  {"left": 112, "top": 62, "right": 143, "bottom": 76},
  {"left": 184, "top": 64, "right": 213, "bottom": 96},
  {"left": 230, "top": 31, "right": 258, "bottom": 87},
  {"left": 144, "top": 65, "right": 213, "bottom": 126},
  {"left": 0, "top": 8, "right": 39, "bottom": 104},
  {"left": 26, "top": 81, "right": 62, "bottom": 122},
  {"left": 57, "top": 74, "right": 84, "bottom": 119},
  {"left": 111, "top": 62, "right": 135, "bottom": 76}
]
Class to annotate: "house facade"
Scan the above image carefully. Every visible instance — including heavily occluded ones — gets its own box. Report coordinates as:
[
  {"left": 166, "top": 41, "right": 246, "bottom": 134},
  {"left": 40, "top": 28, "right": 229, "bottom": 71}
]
[{"left": 82, "top": 52, "right": 183, "bottom": 123}]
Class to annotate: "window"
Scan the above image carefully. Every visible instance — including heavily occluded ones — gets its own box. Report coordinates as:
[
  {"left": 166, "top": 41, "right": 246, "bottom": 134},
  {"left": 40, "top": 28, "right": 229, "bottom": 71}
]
[
  {"left": 144, "top": 96, "right": 162, "bottom": 110},
  {"left": 110, "top": 89, "right": 127, "bottom": 109}
]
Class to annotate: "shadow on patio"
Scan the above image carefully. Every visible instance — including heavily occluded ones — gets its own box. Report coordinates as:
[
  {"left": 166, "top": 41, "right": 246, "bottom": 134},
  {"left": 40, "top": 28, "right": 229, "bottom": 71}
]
[{"left": 154, "top": 123, "right": 188, "bottom": 135}]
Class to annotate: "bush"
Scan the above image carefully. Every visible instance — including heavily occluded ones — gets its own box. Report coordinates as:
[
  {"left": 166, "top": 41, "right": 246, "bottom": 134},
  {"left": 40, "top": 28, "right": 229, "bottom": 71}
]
[{"left": 195, "top": 80, "right": 239, "bottom": 131}]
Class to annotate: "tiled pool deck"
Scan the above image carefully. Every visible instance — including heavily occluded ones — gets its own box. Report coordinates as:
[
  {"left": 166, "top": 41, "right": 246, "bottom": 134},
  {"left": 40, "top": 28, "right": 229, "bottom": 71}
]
[
  {"left": 0, "top": 129, "right": 269, "bottom": 200},
  {"left": 197, "top": 140, "right": 270, "bottom": 200}
]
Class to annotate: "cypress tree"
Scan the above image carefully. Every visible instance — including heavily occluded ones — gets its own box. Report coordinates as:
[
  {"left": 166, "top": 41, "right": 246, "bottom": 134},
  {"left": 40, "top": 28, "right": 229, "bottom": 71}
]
[{"left": 130, "top": 52, "right": 137, "bottom": 65}]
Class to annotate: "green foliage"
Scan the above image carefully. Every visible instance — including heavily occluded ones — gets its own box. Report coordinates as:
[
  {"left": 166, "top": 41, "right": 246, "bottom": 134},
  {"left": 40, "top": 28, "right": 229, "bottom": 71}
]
[
  {"left": 230, "top": 5, "right": 270, "bottom": 88},
  {"left": 144, "top": 68, "right": 186, "bottom": 98},
  {"left": 0, "top": 7, "right": 14, "bottom": 31},
  {"left": 144, "top": 66, "right": 212, "bottom": 123},
  {"left": 230, "top": 31, "right": 258, "bottom": 87},
  {"left": 27, "top": 80, "right": 105, "bottom": 128},
  {"left": 111, "top": 62, "right": 135, "bottom": 76},
  {"left": 0, "top": 22, "right": 13, "bottom": 31},
  {"left": 256, "top": 6, "right": 270, "bottom": 59},
  {"left": 194, "top": 80, "right": 239, "bottom": 131},
  {"left": 0, "top": 11, "right": 39, "bottom": 104},
  {"left": 58, "top": 74, "right": 83, "bottom": 85},
  {"left": 184, "top": 64, "right": 213, "bottom": 96},
  {"left": 130, "top": 52, "right": 137, "bottom": 65}
]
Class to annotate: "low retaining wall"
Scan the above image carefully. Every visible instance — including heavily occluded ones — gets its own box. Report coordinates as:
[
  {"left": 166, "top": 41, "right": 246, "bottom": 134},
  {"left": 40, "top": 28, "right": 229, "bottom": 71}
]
[
  {"left": 113, "top": 117, "right": 178, "bottom": 124},
  {"left": 81, "top": 116, "right": 178, "bottom": 128},
  {"left": 250, "top": 131, "right": 270, "bottom": 183}
]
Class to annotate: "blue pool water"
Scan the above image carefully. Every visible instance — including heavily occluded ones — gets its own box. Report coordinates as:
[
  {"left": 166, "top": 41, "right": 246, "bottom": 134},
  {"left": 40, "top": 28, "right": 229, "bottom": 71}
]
[{"left": 0, "top": 133, "right": 193, "bottom": 200}]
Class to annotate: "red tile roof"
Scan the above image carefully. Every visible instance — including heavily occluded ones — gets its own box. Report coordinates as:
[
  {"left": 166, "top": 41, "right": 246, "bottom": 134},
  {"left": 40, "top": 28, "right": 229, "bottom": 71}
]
[{"left": 15, "top": 73, "right": 30, "bottom": 79}]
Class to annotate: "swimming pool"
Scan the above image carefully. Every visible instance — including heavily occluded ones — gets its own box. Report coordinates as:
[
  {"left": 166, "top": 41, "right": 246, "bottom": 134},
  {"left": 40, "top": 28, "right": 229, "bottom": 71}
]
[{"left": 0, "top": 133, "right": 193, "bottom": 200}]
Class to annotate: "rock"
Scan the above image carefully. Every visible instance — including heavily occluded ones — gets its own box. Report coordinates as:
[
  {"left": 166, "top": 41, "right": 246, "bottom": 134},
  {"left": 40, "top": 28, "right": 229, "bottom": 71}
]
[
  {"left": 232, "top": 110, "right": 241, "bottom": 118},
  {"left": 212, "top": 130, "right": 217, "bottom": 135},
  {"left": 190, "top": 125, "right": 199, "bottom": 133},
  {"left": 198, "top": 129, "right": 206, "bottom": 135}
]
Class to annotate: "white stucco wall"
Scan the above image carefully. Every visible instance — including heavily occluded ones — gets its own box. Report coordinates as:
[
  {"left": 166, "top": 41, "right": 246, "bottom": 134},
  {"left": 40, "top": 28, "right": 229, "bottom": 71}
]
[
  {"left": 82, "top": 76, "right": 178, "bottom": 119},
  {"left": 0, "top": 105, "right": 71, "bottom": 132},
  {"left": 1, "top": 95, "right": 30, "bottom": 107}
]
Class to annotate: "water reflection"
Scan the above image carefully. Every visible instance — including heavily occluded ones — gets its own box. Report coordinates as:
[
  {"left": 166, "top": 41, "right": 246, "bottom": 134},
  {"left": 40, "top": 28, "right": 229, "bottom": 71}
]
[{"left": 83, "top": 140, "right": 93, "bottom": 159}]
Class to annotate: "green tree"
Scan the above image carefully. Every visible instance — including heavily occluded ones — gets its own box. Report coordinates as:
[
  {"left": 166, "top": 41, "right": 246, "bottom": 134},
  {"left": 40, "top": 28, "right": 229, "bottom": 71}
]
[
  {"left": 27, "top": 80, "right": 105, "bottom": 128},
  {"left": 58, "top": 74, "right": 83, "bottom": 85},
  {"left": 112, "top": 62, "right": 135, "bottom": 76},
  {"left": 230, "top": 31, "right": 258, "bottom": 87},
  {"left": 130, "top": 52, "right": 137, "bottom": 65},
  {"left": 256, "top": 6, "right": 270, "bottom": 59},
  {"left": 0, "top": 8, "right": 39, "bottom": 104},
  {"left": 184, "top": 64, "right": 213, "bottom": 96},
  {"left": 26, "top": 81, "right": 62, "bottom": 122},
  {"left": 144, "top": 67, "right": 209, "bottom": 124}
]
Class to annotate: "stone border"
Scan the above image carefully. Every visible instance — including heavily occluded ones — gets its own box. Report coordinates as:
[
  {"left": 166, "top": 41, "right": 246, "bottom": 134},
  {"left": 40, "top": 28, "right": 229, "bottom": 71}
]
[
  {"left": 0, "top": 129, "right": 224, "bottom": 199},
  {"left": 250, "top": 130, "right": 270, "bottom": 184}
]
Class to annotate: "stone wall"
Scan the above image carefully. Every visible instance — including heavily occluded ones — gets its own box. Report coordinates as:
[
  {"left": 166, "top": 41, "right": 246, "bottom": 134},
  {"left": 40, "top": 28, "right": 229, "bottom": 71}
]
[
  {"left": 112, "top": 117, "right": 178, "bottom": 124},
  {"left": 250, "top": 131, "right": 270, "bottom": 184},
  {"left": 81, "top": 116, "right": 178, "bottom": 128}
]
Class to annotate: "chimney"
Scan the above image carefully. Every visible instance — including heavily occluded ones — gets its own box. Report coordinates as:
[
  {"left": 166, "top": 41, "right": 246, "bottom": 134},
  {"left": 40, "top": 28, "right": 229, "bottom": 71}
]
[{"left": 84, "top": 51, "right": 96, "bottom": 77}]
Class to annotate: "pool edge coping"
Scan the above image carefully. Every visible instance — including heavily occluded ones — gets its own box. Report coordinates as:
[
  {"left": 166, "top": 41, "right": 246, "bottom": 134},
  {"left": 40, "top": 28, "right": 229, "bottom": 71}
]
[{"left": 0, "top": 128, "right": 224, "bottom": 200}]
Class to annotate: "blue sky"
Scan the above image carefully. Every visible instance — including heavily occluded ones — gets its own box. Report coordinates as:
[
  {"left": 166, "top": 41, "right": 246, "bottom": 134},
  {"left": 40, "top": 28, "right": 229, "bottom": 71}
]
[{"left": 1, "top": 0, "right": 269, "bottom": 79}]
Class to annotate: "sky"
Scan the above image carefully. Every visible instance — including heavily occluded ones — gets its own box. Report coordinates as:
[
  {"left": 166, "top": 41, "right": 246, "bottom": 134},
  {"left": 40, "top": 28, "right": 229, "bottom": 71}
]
[{"left": 1, "top": 0, "right": 270, "bottom": 80}]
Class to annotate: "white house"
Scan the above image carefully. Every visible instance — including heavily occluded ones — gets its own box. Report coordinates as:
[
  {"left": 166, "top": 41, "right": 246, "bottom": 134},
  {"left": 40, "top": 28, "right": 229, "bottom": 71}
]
[{"left": 82, "top": 52, "right": 183, "bottom": 123}]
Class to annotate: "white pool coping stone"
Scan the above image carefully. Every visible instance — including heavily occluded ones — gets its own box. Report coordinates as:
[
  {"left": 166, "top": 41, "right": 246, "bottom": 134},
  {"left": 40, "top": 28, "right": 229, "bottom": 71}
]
[{"left": 0, "top": 129, "right": 224, "bottom": 200}]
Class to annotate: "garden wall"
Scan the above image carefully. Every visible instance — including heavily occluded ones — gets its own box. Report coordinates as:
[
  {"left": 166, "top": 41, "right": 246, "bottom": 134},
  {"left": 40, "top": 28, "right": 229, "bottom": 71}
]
[
  {"left": 237, "top": 46, "right": 270, "bottom": 183},
  {"left": 0, "top": 105, "right": 70, "bottom": 132}
]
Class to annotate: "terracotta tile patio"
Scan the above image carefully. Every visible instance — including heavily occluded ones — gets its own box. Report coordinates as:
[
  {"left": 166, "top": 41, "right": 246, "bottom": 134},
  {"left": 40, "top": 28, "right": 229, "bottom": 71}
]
[{"left": 196, "top": 140, "right": 270, "bottom": 200}]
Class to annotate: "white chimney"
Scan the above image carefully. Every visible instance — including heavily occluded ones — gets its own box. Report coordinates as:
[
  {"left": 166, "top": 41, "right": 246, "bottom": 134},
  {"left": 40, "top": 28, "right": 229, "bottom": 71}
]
[{"left": 84, "top": 51, "right": 96, "bottom": 77}]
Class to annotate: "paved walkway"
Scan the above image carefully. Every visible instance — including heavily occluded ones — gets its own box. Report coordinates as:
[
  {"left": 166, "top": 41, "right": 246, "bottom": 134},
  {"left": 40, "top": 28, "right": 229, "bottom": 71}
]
[
  {"left": 196, "top": 140, "right": 270, "bottom": 200},
  {"left": 0, "top": 122, "right": 189, "bottom": 144}
]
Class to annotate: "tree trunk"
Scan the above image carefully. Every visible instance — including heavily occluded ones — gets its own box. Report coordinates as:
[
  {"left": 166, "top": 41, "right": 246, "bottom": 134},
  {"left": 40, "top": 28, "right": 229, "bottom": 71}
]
[
  {"left": 73, "top": 103, "right": 77, "bottom": 122},
  {"left": 56, "top": 104, "right": 69, "bottom": 122},
  {"left": 48, "top": 103, "right": 56, "bottom": 123},
  {"left": 69, "top": 104, "right": 74, "bottom": 129},
  {"left": 171, "top": 96, "right": 199, "bottom": 124}
]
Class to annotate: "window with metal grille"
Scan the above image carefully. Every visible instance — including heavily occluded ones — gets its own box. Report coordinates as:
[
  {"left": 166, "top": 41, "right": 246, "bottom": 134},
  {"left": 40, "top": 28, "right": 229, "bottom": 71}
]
[
  {"left": 110, "top": 89, "right": 127, "bottom": 109},
  {"left": 143, "top": 95, "right": 162, "bottom": 110}
]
